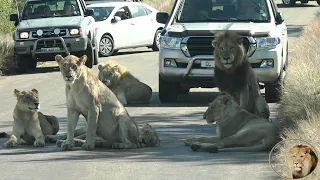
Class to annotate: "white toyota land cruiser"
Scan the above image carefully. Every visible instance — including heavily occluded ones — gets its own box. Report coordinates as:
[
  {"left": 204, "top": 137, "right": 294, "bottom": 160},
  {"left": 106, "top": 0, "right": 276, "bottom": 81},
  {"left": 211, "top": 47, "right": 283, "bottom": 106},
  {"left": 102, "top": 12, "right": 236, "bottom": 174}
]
[{"left": 156, "top": 0, "right": 288, "bottom": 103}]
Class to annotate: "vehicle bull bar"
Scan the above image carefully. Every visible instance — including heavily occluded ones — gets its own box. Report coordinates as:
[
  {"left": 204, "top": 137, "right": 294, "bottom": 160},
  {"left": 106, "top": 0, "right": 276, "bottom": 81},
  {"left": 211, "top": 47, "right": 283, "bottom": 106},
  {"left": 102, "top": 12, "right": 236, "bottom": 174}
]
[{"left": 32, "top": 37, "right": 70, "bottom": 59}]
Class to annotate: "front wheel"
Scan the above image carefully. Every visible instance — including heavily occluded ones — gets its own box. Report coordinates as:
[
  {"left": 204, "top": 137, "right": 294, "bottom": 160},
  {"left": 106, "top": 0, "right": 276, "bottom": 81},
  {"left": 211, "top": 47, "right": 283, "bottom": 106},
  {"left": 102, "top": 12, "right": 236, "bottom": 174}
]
[
  {"left": 99, "top": 34, "right": 115, "bottom": 57},
  {"left": 16, "top": 55, "right": 37, "bottom": 73},
  {"left": 265, "top": 70, "right": 284, "bottom": 103},
  {"left": 151, "top": 30, "right": 162, "bottom": 51},
  {"left": 317, "top": 0, "right": 320, "bottom": 5},
  {"left": 159, "top": 75, "right": 178, "bottom": 102}
]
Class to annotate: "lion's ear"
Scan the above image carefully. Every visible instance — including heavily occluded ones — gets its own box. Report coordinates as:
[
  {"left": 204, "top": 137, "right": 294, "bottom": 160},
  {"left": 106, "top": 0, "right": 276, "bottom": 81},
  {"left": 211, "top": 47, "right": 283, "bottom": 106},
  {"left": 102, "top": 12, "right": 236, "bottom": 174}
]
[
  {"left": 237, "top": 37, "right": 243, "bottom": 45},
  {"left": 31, "top": 89, "right": 38, "bottom": 95},
  {"left": 55, "top": 55, "right": 64, "bottom": 64},
  {"left": 305, "top": 147, "right": 311, "bottom": 154},
  {"left": 98, "top": 64, "right": 104, "bottom": 71},
  {"left": 222, "top": 95, "right": 231, "bottom": 105},
  {"left": 113, "top": 65, "right": 119, "bottom": 72},
  {"left": 212, "top": 39, "right": 216, "bottom": 48},
  {"left": 14, "top": 89, "right": 23, "bottom": 98},
  {"left": 78, "top": 55, "right": 88, "bottom": 66}
]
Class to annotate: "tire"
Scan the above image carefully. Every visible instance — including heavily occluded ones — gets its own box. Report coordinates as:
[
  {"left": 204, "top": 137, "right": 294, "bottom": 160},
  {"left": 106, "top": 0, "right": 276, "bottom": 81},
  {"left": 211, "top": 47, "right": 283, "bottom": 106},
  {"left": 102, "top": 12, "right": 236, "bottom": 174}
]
[
  {"left": 317, "top": 0, "right": 320, "bottom": 5},
  {"left": 151, "top": 30, "right": 162, "bottom": 51},
  {"left": 85, "top": 40, "right": 94, "bottom": 68},
  {"left": 99, "top": 34, "right": 115, "bottom": 57},
  {"left": 159, "top": 75, "right": 178, "bottom": 102},
  {"left": 265, "top": 70, "right": 284, "bottom": 103},
  {"left": 178, "top": 87, "right": 190, "bottom": 94},
  {"left": 301, "top": 0, "right": 308, "bottom": 3},
  {"left": 16, "top": 55, "right": 37, "bottom": 73},
  {"left": 282, "top": 0, "right": 296, "bottom": 6}
]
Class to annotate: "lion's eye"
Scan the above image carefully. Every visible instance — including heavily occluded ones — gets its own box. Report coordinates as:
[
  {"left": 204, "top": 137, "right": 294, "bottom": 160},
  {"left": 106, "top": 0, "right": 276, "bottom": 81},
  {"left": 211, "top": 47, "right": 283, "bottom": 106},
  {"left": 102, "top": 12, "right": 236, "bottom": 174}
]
[
  {"left": 62, "top": 64, "right": 68, "bottom": 69},
  {"left": 219, "top": 47, "right": 223, "bottom": 51},
  {"left": 72, "top": 64, "right": 77, "bottom": 70},
  {"left": 25, "top": 96, "right": 32, "bottom": 100}
]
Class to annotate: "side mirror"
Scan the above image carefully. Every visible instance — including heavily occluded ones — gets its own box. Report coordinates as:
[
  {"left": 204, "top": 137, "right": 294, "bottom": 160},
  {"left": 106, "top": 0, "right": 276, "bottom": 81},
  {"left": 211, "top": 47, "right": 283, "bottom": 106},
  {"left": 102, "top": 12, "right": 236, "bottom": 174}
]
[
  {"left": 85, "top": 9, "right": 94, "bottom": 16},
  {"left": 111, "top": 16, "right": 121, "bottom": 23},
  {"left": 9, "top": 14, "right": 18, "bottom": 21},
  {"left": 275, "top": 12, "right": 284, "bottom": 25},
  {"left": 156, "top": 12, "right": 169, "bottom": 24}
]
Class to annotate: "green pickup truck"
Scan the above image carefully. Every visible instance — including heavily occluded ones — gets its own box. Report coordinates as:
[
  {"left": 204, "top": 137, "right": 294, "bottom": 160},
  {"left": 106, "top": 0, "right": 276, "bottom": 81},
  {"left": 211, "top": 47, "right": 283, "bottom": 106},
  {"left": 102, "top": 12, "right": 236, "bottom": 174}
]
[{"left": 9, "top": 0, "right": 99, "bottom": 73}]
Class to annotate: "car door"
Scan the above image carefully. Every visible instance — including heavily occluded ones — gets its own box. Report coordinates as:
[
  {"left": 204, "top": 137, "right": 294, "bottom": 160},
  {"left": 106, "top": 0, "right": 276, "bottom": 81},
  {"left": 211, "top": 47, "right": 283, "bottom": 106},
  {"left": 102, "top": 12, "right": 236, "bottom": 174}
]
[
  {"left": 269, "top": 0, "right": 288, "bottom": 68},
  {"left": 129, "top": 4, "right": 155, "bottom": 46},
  {"left": 110, "top": 6, "right": 137, "bottom": 48}
]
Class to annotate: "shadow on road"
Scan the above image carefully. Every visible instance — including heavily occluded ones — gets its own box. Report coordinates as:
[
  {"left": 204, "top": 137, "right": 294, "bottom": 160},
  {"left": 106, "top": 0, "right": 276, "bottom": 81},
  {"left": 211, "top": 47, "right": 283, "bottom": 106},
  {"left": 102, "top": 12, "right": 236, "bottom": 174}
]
[
  {"left": 287, "top": 25, "right": 305, "bottom": 38},
  {"left": 277, "top": 3, "right": 318, "bottom": 8},
  {"left": 112, "top": 49, "right": 154, "bottom": 57}
]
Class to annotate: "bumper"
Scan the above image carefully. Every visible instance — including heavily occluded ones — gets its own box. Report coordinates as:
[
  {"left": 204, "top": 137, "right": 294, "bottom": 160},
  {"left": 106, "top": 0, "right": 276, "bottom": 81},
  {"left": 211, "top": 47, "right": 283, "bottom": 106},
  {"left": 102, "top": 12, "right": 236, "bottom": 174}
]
[
  {"left": 14, "top": 36, "right": 89, "bottom": 58},
  {"left": 159, "top": 46, "right": 282, "bottom": 86}
]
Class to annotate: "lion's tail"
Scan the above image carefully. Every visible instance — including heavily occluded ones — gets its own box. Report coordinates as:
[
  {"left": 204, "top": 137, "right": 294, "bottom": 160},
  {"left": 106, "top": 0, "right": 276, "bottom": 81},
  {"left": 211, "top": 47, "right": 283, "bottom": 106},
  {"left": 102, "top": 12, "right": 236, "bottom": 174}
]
[{"left": 0, "top": 132, "right": 11, "bottom": 138}]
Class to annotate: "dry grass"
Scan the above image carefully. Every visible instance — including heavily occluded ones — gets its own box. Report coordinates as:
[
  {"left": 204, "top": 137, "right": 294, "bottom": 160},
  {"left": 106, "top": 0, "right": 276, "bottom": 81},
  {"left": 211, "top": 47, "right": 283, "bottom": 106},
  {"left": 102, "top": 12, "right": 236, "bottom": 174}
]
[
  {"left": 144, "top": 0, "right": 175, "bottom": 13},
  {"left": 275, "top": 13, "right": 320, "bottom": 180},
  {"left": 0, "top": 34, "right": 16, "bottom": 75}
]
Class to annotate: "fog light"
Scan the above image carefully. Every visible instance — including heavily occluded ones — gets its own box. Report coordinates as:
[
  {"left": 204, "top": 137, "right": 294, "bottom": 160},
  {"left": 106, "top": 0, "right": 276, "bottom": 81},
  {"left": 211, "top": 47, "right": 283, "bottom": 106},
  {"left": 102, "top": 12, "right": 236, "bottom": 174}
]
[
  {"left": 260, "top": 59, "right": 274, "bottom": 68},
  {"left": 164, "top": 59, "right": 177, "bottom": 67}
]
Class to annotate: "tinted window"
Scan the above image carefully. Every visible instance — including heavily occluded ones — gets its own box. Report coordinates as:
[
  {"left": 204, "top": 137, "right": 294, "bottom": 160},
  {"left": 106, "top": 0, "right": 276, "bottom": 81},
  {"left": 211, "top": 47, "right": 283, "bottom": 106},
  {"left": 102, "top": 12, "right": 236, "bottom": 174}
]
[
  {"left": 176, "top": 0, "right": 270, "bottom": 23},
  {"left": 22, "top": 0, "right": 81, "bottom": 20},
  {"left": 131, "top": 5, "right": 147, "bottom": 18},
  {"left": 88, "top": 6, "right": 115, "bottom": 21}
]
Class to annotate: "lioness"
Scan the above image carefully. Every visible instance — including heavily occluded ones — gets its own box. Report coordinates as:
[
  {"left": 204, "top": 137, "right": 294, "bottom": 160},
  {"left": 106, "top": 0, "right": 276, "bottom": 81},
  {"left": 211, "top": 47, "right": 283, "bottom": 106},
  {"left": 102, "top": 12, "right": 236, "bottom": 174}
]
[
  {"left": 213, "top": 31, "right": 270, "bottom": 119},
  {"left": 3, "top": 89, "right": 59, "bottom": 148},
  {"left": 55, "top": 54, "right": 142, "bottom": 150},
  {"left": 184, "top": 92, "right": 279, "bottom": 153},
  {"left": 45, "top": 122, "right": 162, "bottom": 148},
  {"left": 290, "top": 144, "right": 318, "bottom": 179},
  {"left": 98, "top": 60, "right": 152, "bottom": 105}
]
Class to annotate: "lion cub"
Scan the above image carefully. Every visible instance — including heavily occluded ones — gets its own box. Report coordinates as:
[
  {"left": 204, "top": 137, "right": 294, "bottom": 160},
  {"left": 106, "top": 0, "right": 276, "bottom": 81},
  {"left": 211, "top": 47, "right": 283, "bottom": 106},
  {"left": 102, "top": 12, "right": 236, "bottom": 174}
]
[
  {"left": 98, "top": 60, "right": 152, "bottom": 105},
  {"left": 185, "top": 92, "right": 279, "bottom": 153},
  {"left": 3, "top": 89, "right": 59, "bottom": 148}
]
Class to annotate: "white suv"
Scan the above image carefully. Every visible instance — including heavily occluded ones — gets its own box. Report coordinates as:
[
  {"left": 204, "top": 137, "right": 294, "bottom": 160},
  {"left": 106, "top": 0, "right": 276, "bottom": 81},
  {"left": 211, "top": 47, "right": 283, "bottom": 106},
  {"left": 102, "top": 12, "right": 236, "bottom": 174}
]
[{"left": 156, "top": 0, "right": 288, "bottom": 103}]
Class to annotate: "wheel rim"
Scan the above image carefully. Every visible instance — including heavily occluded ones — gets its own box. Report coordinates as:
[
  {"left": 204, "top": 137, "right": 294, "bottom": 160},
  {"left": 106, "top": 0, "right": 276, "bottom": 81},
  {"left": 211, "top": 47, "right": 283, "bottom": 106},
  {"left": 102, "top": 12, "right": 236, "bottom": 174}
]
[
  {"left": 156, "top": 32, "right": 161, "bottom": 49},
  {"left": 99, "top": 37, "right": 113, "bottom": 56},
  {"left": 283, "top": 0, "right": 290, "bottom": 4}
]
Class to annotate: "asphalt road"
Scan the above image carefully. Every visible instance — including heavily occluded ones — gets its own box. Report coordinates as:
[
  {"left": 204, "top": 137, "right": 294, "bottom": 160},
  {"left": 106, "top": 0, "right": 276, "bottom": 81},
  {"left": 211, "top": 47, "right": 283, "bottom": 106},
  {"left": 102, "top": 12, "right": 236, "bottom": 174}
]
[{"left": 0, "top": 1, "right": 319, "bottom": 180}]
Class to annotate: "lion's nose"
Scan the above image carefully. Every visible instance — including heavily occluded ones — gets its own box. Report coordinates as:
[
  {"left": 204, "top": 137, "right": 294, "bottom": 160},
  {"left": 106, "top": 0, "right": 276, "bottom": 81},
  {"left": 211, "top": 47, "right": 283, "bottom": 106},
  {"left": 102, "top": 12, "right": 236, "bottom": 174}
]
[
  {"left": 34, "top": 103, "right": 39, "bottom": 106},
  {"left": 66, "top": 75, "right": 72, "bottom": 78},
  {"left": 223, "top": 57, "right": 230, "bottom": 60},
  {"left": 295, "top": 162, "right": 298, "bottom": 165}
]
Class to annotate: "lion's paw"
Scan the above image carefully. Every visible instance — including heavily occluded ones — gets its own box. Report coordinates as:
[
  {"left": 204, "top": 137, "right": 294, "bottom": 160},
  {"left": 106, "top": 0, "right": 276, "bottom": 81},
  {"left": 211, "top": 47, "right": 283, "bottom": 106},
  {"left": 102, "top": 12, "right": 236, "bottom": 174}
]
[
  {"left": 61, "top": 141, "right": 74, "bottom": 151},
  {"left": 45, "top": 135, "right": 58, "bottom": 143},
  {"left": 56, "top": 140, "right": 64, "bottom": 147},
  {"left": 190, "top": 143, "right": 201, "bottom": 152},
  {"left": 80, "top": 142, "right": 95, "bottom": 151},
  {"left": 33, "top": 139, "right": 45, "bottom": 147},
  {"left": 184, "top": 138, "right": 196, "bottom": 146},
  {"left": 3, "top": 140, "right": 17, "bottom": 148}
]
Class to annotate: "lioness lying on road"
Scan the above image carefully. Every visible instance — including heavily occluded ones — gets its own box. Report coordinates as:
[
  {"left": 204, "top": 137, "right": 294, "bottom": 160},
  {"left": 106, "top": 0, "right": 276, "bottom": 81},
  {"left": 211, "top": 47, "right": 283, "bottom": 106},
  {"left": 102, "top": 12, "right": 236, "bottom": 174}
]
[
  {"left": 2, "top": 89, "right": 59, "bottom": 148},
  {"left": 46, "top": 122, "right": 162, "bottom": 148},
  {"left": 184, "top": 92, "right": 279, "bottom": 153},
  {"left": 55, "top": 54, "right": 146, "bottom": 150},
  {"left": 98, "top": 60, "right": 152, "bottom": 105}
]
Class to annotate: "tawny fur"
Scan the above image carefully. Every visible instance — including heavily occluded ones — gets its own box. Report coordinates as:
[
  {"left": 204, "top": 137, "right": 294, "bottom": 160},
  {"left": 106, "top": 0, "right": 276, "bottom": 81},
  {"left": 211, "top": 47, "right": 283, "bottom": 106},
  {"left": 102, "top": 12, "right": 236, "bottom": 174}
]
[
  {"left": 289, "top": 145, "right": 318, "bottom": 179},
  {"left": 3, "top": 89, "right": 59, "bottom": 148},
  {"left": 184, "top": 92, "right": 279, "bottom": 153},
  {"left": 55, "top": 54, "right": 143, "bottom": 151},
  {"left": 46, "top": 122, "right": 162, "bottom": 148},
  {"left": 98, "top": 60, "right": 152, "bottom": 105},
  {"left": 213, "top": 30, "right": 270, "bottom": 119}
]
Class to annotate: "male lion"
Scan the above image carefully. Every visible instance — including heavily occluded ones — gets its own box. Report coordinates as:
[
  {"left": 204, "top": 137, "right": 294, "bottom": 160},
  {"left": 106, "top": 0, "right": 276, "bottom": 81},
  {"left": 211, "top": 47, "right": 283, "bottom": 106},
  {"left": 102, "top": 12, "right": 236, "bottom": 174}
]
[
  {"left": 290, "top": 145, "right": 318, "bottom": 179},
  {"left": 213, "top": 30, "right": 270, "bottom": 119},
  {"left": 3, "top": 89, "right": 59, "bottom": 148},
  {"left": 98, "top": 60, "right": 152, "bottom": 105},
  {"left": 55, "top": 54, "right": 142, "bottom": 150},
  {"left": 184, "top": 92, "right": 279, "bottom": 153}
]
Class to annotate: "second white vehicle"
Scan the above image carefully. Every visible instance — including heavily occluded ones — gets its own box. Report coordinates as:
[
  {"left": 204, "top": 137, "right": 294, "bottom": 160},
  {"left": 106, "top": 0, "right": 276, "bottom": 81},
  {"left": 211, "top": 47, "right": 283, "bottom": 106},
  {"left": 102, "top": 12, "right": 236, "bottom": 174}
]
[{"left": 87, "top": 2, "right": 165, "bottom": 57}]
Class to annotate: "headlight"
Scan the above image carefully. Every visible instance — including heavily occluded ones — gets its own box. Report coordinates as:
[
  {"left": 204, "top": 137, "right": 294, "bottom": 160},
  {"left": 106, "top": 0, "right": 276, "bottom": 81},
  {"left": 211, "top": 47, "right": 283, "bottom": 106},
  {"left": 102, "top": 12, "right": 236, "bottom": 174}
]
[
  {"left": 70, "top": 28, "right": 80, "bottom": 35},
  {"left": 19, "top": 32, "right": 29, "bottom": 39},
  {"left": 256, "top": 37, "right": 280, "bottom": 49},
  {"left": 160, "top": 36, "right": 182, "bottom": 49}
]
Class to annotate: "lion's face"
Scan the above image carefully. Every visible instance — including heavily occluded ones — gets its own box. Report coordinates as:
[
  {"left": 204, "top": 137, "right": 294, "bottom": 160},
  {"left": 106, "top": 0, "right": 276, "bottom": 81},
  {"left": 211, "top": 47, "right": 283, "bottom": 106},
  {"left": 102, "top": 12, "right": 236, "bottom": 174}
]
[
  {"left": 290, "top": 145, "right": 316, "bottom": 177},
  {"left": 140, "top": 123, "right": 161, "bottom": 147},
  {"left": 203, "top": 92, "right": 234, "bottom": 124},
  {"left": 55, "top": 54, "right": 87, "bottom": 85},
  {"left": 98, "top": 65, "right": 121, "bottom": 87},
  {"left": 14, "top": 89, "right": 40, "bottom": 112},
  {"left": 212, "top": 31, "right": 245, "bottom": 71}
]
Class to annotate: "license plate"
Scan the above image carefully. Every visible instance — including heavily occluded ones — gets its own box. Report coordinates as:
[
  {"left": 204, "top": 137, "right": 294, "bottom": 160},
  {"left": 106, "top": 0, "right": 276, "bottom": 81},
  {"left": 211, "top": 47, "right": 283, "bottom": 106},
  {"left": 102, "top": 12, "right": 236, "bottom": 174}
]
[
  {"left": 40, "top": 47, "right": 61, "bottom": 52},
  {"left": 200, "top": 60, "right": 215, "bottom": 68}
]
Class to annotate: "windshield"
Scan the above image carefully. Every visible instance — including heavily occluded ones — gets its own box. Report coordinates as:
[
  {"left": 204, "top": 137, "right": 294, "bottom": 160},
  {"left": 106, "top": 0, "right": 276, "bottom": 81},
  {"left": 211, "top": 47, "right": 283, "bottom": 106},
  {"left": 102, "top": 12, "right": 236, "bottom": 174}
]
[
  {"left": 21, "top": 0, "right": 81, "bottom": 20},
  {"left": 176, "top": 0, "right": 270, "bottom": 23},
  {"left": 88, "top": 6, "right": 115, "bottom": 22}
]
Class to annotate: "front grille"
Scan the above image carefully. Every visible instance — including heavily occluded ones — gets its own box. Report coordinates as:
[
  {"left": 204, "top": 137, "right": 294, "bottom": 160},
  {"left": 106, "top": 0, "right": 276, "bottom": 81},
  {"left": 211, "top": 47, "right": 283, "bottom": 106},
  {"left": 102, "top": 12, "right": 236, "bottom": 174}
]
[
  {"left": 31, "top": 29, "right": 68, "bottom": 38},
  {"left": 35, "top": 39, "right": 68, "bottom": 50},
  {"left": 186, "top": 36, "right": 252, "bottom": 57}
]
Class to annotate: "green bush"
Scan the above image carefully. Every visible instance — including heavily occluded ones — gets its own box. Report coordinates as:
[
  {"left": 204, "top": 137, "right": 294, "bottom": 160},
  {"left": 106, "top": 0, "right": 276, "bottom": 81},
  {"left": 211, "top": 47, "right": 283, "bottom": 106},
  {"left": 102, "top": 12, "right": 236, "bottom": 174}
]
[{"left": 0, "top": 0, "right": 16, "bottom": 34}]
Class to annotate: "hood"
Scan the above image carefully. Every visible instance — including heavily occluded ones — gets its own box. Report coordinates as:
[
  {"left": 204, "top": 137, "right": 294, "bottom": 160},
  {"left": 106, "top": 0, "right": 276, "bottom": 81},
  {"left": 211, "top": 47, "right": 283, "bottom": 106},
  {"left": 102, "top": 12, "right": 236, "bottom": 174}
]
[
  {"left": 166, "top": 22, "right": 273, "bottom": 37},
  {"left": 17, "top": 16, "right": 83, "bottom": 30}
]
